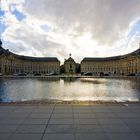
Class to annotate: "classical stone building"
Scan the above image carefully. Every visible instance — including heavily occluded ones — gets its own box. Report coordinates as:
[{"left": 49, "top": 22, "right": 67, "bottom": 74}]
[
  {"left": 0, "top": 39, "right": 140, "bottom": 76},
  {"left": 64, "top": 54, "right": 77, "bottom": 74},
  {"left": 0, "top": 40, "right": 60, "bottom": 75},
  {"left": 81, "top": 48, "right": 140, "bottom": 76}
]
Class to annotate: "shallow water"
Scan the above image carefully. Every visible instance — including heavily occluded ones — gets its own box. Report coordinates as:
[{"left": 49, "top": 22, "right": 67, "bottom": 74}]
[{"left": 0, "top": 77, "right": 140, "bottom": 102}]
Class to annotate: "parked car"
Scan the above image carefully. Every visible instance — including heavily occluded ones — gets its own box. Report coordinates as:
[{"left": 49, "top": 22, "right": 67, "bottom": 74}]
[
  {"left": 104, "top": 73, "right": 109, "bottom": 76},
  {"left": 33, "top": 73, "right": 41, "bottom": 76},
  {"left": 45, "top": 72, "right": 58, "bottom": 76},
  {"left": 83, "top": 72, "right": 93, "bottom": 76},
  {"left": 18, "top": 73, "right": 27, "bottom": 76},
  {"left": 127, "top": 73, "right": 136, "bottom": 76},
  {"left": 13, "top": 73, "right": 19, "bottom": 76}
]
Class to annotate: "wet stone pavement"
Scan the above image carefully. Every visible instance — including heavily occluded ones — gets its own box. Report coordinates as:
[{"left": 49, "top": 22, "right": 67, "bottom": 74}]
[{"left": 0, "top": 104, "right": 140, "bottom": 140}]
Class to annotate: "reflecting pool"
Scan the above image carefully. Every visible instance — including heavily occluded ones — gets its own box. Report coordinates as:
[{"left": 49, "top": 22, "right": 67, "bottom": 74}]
[{"left": 0, "top": 77, "right": 140, "bottom": 102}]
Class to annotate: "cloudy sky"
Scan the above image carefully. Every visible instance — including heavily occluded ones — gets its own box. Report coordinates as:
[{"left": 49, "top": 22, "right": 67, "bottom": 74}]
[{"left": 0, "top": 0, "right": 140, "bottom": 63}]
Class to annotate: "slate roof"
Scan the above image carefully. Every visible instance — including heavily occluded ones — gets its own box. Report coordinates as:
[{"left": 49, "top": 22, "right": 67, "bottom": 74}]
[{"left": 16, "top": 55, "right": 59, "bottom": 62}]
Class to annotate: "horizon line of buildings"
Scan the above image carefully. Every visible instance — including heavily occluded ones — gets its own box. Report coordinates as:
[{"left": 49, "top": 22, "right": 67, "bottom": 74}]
[{"left": 0, "top": 40, "right": 140, "bottom": 76}]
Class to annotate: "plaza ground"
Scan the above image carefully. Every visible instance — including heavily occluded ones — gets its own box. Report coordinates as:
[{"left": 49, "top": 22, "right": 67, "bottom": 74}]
[{"left": 0, "top": 102, "right": 140, "bottom": 140}]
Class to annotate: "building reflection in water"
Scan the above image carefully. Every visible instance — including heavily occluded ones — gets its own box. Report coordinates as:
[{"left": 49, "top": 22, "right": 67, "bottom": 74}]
[
  {"left": 62, "top": 77, "right": 77, "bottom": 82},
  {"left": 0, "top": 77, "right": 140, "bottom": 102}
]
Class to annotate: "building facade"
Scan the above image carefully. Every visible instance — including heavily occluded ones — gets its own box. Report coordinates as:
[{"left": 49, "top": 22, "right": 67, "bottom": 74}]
[
  {"left": 64, "top": 54, "right": 76, "bottom": 74},
  {"left": 0, "top": 39, "right": 140, "bottom": 76},
  {"left": 0, "top": 40, "right": 60, "bottom": 75},
  {"left": 81, "top": 48, "right": 140, "bottom": 76}
]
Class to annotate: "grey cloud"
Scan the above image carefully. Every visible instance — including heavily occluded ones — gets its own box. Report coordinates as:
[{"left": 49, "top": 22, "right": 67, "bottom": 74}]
[
  {"left": 2, "top": 0, "right": 140, "bottom": 63},
  {"left": 24, "top": 0, "right": 140, "bottom": 46},
  {"left": 2, "top": 22, "right": 68, "bottom": 60}
]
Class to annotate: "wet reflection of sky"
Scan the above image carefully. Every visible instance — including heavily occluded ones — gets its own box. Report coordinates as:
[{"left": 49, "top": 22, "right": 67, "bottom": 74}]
[{"left": 0, "top": 77, "right": 140, "bottom": 102}]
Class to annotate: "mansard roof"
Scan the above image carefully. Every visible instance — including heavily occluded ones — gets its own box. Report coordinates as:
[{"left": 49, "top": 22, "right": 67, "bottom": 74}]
[
  {"left": 82, "top": 48, "right": 140, "bottom": 62},
  {"left": 16, "top": 55, "right": 59, "bottom": 62}
]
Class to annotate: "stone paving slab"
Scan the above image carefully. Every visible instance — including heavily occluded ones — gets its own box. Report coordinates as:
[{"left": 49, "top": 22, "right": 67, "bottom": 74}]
[
  {"left": 0, "top": 104, "right": 140, "bottom": 140},
  {"left": 22, "top": 118, "right": 49, "bottom": 125},
  {"left": 16, "top": 124, "right": 46, "bottom": 133},
  {"left": 75, "top": 133, "right": 108, "bottom": 140},
  {"left": 102, "top": 124, "right": 133, "bottom": 133},
  {"left": 95, "top": 112, "right": 117, "bottom": 118},
  {"left": 52, "top": 113, "right": 73, "bottom": 119},
  {"left": 106, "top": 132, "right": 140, "bottom": 140},
  {"left": 46, "top": 124, "right": 74, "bottom": 133},
  {"left": 49, "top": 119, "right": 73, "bottom": 125},
  {"left": 74, "top": 118, "right": 98, "bottom": 125},
  {"left": 42, "top": 134, "right": 75, "bottom": 140},
  {"left": 0, "top": 124, "right": 19, "bottom": 133},
  {"left": 74, "top": 125, "right": 104, "bottom": 133},
  {"left": 97, "top": 118, "right": 124, "bottom": 124},
  {"left": 0, "top": 133, "right": 12, "bottom": 140},
  {"left": 74, "top": 113, "right": 96, "bottom": 119},
  {"left": 10, "top": 134, "right": 42, "bottom": 140},
  {"left": 0, "top": 118, "right": 25, "bottom": 125},
  {"left": 29, "top": 113, "right": 51, "bottom": 119}
]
